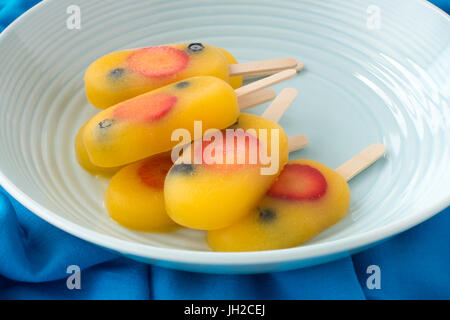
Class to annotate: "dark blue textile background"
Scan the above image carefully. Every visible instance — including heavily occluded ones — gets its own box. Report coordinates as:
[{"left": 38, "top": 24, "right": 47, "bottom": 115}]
[{"left": 0, "top": 0, "right": 449, "bottom": 300}]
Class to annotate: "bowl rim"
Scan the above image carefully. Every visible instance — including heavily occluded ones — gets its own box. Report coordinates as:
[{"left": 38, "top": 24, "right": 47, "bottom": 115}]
[
  {"left": 0, "top": 0, "right": 449, "bottom": 269},
  {"left": 1, "top": 170, "right": 449, "bottom": 266}
]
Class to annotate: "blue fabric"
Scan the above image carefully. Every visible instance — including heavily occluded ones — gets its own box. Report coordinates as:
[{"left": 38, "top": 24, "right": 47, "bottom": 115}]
[
  {"left": 0, "top": 0, "right": 449, "bottom": 300},
  {"left": 430, "top": 0, "right": 450, "bottom": 12}
]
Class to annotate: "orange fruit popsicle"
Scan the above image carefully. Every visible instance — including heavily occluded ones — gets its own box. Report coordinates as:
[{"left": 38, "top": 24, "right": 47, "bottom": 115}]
[{"left": 207, "top": 144, "right": 386, "bottom": 251}]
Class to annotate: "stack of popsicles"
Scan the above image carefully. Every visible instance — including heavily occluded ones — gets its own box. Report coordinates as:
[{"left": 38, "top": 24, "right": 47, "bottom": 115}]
[{"left": 75, "top": 42, "right": 385, "bottom": 252}]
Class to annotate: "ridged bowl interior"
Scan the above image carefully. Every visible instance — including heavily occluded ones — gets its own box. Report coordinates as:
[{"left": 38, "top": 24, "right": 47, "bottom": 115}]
[{"left": 0, "top": 0, "right": 449, "bottom": 273}]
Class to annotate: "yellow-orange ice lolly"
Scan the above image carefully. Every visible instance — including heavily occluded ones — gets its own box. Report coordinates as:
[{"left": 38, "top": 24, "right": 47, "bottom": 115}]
[
  {"left": 85, "top": 42, "right": 299, "bottom": 109},
  {"left": 164, "top": 88, "right": 299, "bottom": 230},
  {"left": 74, "top": 88, "right": 277, "bottom": 175},
  {"left": 207, "top": 144, "right": 386, "bottom": 251},
  {"left": 105, "top": 152, "right": 179, "bottom": 232}
]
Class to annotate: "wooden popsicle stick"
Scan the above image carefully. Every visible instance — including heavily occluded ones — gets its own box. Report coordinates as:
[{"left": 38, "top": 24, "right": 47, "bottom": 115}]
[
  {"left": 238, "top": 89, "right": 276, "bottom": 110},
  {"left": 288, "top": 135, "right": 309, "bottom": 152},
  {"left": 261, "top": 88, "right": 298, "bottom": 123},
  {"left": 335, "top": 143, "right": 386, "bottom": 181},
  {"left": 241, "top": 59, "right": 304, "bottom": 78},
  {"left": 229, "top": 58, "right": 298, "bottom": 77},
  {"left": 234, "top": 69, "right": 297, "bottom": 98}
]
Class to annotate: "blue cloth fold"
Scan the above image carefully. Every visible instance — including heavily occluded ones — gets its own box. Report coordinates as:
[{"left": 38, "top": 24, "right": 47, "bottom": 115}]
[{"left": 1, "top": 0, "right": 449, "bottom": 300}]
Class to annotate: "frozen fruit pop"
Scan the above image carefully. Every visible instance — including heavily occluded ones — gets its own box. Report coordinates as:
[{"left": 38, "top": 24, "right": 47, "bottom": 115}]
[
  {"left": 211, "top": 47, "right": 301, "bottom": 89},
  {"left": 164, "top": 88, "right": 299, "bottom": 230},
  {"left": 105, "top": 134, "right": 307, "bottom": 232},
  {"left": 83, "top": 70, "right": 296, "bottom": 168},
  {"left": 85, "top": 42, "right": 299, "bottom": 109},
  {"left": 105, "top": 90, "right": 306, "bottom": 232},
  {"left": 207, "top": 144, "right": 386, "bottom": 251},
  {"left": 74, "top": 88, "right": 276, "bottom": 175}
]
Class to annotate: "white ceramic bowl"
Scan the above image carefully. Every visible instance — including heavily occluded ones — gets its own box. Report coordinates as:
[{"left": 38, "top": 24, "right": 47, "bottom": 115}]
[{"left": 0, "top": 0, "right": 449, "bottom": 274}]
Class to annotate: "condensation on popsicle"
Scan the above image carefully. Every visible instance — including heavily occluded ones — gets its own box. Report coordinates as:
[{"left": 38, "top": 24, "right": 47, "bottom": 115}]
[
  {"left": 207, "top": 144, "right": 386, "bottom": 251},
  {"left": 85, "top": 42, "right": 299, "bottom": 109},
  {"left": 164, "top": 88, "right": 299, "bottom": 231}
]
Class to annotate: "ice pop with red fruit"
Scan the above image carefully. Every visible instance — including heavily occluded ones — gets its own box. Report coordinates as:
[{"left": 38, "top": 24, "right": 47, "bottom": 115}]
[
  {"left": 105, "top": 90, "right": 306, "bottom": 232},
  {"left": 207, "top": 144, "right": 386, "bottom": 251},
  {"left": 74, "top": 88, "right": 276, "bottom": 175},
  {"left": 82, "top": 70, "right": 296, "bottom": 168},
  {"left": 164, "top": 88, "right": 301, "bottom": 231},
  {"left": 85, "top": 42, "right": 299, "bottom": 109}
]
